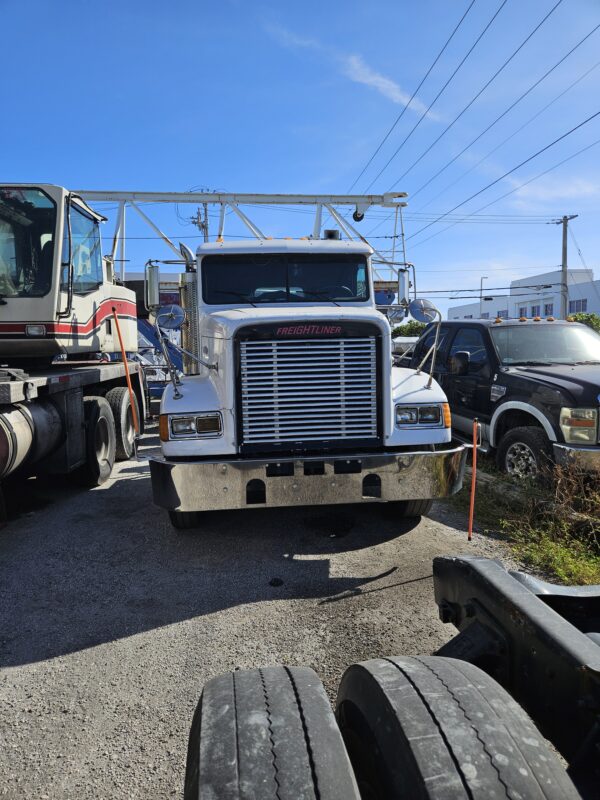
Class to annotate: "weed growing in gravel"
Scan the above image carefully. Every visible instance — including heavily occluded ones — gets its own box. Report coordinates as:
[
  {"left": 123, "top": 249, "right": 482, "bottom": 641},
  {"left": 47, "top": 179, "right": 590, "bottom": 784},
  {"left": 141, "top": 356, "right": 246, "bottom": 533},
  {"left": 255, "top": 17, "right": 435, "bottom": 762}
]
[{"left": 450, "top": 461, "right": 600, "bottom": 585}]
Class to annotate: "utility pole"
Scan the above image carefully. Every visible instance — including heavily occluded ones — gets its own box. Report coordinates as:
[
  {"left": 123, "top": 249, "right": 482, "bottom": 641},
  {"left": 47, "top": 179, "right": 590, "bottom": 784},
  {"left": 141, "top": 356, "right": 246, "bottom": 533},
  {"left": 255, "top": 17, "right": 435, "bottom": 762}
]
[
  {"left": 194, "top": 204, "right": 209, "bottom": 242},
  {"left": 553, "top": 215, "right": 578, "bottom": 318},
  {"left": 479, "top": 275, "right": 488, "bottom": 318}
]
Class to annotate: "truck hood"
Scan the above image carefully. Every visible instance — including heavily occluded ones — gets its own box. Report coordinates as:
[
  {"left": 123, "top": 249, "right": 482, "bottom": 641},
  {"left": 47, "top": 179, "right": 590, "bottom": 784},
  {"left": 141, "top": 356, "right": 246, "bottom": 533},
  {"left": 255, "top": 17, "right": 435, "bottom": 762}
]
[
  {"left": 508, "top": 363, "right": 600, "bottom": 405},
  {"left": 202, "top": 305, "right": 390, "bottom": 339}
]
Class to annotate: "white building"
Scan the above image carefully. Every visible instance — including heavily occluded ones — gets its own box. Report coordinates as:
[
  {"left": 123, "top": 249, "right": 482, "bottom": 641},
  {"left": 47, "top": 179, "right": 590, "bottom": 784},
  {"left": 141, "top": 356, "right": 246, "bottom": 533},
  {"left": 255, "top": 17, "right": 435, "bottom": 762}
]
[{"left": 448, "top": 269, "right": 600, "bottom": 320}]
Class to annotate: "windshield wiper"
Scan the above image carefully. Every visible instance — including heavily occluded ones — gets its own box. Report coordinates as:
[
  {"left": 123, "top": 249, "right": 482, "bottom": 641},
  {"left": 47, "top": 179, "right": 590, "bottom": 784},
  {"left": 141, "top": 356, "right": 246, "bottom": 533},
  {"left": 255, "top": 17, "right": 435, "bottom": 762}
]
[
  {"left": 573, "top": 360, "right": 600, "bottom": 365},
  {"left": 297, "top": 290, "right": 340, "bottom": 307},
  {"left": 509, "top": 360, "right": 553, "bottom": 366},
  {"left": 216, "top": 291, "right": 257, "bottom": 307}
]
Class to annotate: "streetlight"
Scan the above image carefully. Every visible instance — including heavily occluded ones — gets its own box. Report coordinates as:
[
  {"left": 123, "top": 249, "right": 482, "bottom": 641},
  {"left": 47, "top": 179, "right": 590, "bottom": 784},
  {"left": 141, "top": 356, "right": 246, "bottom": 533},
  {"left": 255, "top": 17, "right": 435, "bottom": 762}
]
[{"left": 480, "top": 276, "right": 488, "bottom": 317}]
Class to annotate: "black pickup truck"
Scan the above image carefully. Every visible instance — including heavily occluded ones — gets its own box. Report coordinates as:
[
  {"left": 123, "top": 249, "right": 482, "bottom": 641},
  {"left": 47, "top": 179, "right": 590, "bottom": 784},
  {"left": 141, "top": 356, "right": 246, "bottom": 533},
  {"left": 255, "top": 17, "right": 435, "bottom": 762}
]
[{"left": 400, "top": 318, "right": 600, "bottom": 477}]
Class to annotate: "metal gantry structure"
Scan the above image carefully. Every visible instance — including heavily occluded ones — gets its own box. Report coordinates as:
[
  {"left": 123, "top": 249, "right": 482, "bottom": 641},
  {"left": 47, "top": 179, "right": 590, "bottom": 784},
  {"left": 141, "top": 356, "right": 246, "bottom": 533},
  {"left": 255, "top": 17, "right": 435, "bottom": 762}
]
[{"left": 75, "top": 190, "right": 408, "bottom": 284}]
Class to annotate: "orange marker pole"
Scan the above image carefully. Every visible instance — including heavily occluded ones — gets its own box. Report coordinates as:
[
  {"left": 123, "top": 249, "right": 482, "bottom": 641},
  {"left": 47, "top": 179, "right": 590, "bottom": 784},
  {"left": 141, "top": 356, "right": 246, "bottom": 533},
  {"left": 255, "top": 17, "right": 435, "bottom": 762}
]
[
  {"left": 468, "top": 418, "right": 479, "bottom": 541},
  {"left": 112, "top": 308, "right": 140, "bottom": 435}
]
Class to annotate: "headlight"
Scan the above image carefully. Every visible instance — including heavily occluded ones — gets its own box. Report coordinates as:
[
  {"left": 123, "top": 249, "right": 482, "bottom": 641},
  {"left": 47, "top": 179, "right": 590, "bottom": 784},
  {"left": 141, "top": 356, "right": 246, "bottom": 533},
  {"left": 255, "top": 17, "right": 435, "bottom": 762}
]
[
  {"left": 160, "top": 412, "right": 223, "bottom": 441},
  {"left": 396, "top": 403, "right": 450, "bottom": 428},
  {"left": 560, "top": 407, "right": 597, "bottom": 444}
]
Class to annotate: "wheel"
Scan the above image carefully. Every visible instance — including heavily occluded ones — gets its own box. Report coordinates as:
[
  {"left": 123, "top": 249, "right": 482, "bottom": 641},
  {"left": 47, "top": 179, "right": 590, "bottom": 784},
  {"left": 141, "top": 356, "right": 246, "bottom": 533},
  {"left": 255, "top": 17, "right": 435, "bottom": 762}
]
[
  {"left": 497, "top": 426, "right": 553, "bottom": 478},
  {"left": 105, "top": 386, "right": 139, "bottom": 460},
  {"left": 336, "top": 655, "right": 579, "bottom": 800},
  {"left": 168, "top": 509, "right": 202, "bottom": 530},
  {"left": 184, "top": 666, "right": 360, "bottom": 800},
  {"left": 75, "top": 396, "right": 116, "bottom": 487},
  {"left": 386, "top": 499, "right": 433, "bottom": 518}
]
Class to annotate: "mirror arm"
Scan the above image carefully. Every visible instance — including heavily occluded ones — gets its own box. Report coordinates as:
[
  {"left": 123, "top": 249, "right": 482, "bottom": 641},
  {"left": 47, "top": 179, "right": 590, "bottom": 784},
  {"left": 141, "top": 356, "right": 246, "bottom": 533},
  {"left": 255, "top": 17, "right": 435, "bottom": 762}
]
[
  {"left": 153, "top": 320, "right": 183, "bottom": 399},
  {"left": 426, "top": 311, "right": 443, "bottom": 389}
]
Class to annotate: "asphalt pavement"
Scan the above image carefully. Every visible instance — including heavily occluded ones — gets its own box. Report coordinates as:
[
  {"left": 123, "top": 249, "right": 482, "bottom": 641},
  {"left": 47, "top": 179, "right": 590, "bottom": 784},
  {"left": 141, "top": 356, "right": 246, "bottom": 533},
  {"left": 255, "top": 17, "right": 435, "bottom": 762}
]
[{"left": 0, "top": 437, "right": 513, "bottom": 798}]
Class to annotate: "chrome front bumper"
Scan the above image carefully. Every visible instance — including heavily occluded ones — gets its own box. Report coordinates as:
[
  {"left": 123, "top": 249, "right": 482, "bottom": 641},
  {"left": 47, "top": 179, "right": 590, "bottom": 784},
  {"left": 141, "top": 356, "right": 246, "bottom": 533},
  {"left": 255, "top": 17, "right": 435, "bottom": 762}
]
[
  {"left": 149, "top": 442, "right": 467, "bottom": 513},
  {"left": 553, "top": 443, "right": 600, "bottom": 470}
]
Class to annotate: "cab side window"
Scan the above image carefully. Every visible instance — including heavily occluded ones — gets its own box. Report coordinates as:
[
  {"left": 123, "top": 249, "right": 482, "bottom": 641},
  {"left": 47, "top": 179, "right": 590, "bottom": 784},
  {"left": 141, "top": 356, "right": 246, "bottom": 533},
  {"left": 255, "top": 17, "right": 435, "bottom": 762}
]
[
  {"left": 448, "top": 328, "right": 489, "bottom": 374},
  {"left": 61, "top": 204, "right": 102, "bottom": 293}
]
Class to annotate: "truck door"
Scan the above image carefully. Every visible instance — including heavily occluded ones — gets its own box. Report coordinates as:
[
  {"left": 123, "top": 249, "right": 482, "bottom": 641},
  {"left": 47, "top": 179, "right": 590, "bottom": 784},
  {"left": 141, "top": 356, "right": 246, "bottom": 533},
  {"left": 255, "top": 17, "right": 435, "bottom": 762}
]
[{"left": 445, "top": 327, "right": 493, "bottom": 437}]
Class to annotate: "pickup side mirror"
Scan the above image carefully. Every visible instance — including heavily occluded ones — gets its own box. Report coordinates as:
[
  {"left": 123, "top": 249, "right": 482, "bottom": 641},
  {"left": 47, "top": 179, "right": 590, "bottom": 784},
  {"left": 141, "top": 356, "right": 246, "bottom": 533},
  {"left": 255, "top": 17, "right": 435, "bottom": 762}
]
[{"left": 450, "top": 351, "right": 470, "bottom": 375}]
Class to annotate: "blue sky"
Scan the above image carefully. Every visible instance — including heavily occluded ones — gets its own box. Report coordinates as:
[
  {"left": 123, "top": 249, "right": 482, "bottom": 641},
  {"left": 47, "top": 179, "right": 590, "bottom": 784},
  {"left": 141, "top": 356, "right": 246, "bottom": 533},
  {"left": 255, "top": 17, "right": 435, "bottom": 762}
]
[{"left": 2, "top": 0, "right": 600, "bottom": 315}]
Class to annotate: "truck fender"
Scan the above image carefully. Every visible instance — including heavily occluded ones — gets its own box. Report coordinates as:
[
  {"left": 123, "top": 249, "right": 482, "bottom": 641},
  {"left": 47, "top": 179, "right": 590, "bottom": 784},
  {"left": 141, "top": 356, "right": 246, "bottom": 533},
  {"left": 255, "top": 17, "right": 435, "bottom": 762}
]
[{"left": 489, "top": 401, "right": 556, "bottom": 448}]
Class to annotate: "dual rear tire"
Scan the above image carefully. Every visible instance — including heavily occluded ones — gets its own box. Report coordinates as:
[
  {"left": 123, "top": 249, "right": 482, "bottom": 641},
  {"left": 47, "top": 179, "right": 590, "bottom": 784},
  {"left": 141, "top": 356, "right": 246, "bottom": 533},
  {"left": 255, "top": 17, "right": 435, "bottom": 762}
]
[
  {"left": 185, "top": 657, "right": 578, "bottom": 799},
  {"left": 75, "top": 389, "right": 138, "bottom": 487}
]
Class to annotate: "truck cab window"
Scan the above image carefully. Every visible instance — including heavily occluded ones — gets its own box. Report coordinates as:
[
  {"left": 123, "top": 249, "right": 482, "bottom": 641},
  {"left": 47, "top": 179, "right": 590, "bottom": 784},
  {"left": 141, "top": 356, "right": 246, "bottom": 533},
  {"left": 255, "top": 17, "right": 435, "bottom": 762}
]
[
  {"left": 61, "top": 203, "right": 102, "bottom": 294},
  {"left": 448, "top": 328, "right": 488, "bottom": 373},
  {"left": 0, "top": 187, "right": 56, "bottom": 297}
]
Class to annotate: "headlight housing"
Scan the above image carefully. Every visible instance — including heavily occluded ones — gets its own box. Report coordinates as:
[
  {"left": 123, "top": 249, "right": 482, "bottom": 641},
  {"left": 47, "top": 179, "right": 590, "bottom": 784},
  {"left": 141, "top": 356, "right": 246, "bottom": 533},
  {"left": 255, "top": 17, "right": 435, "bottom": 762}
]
[
  {"left": 395, "top": 403, "right": 451, "bottom": 429},
  {"left": 160, "top": 412, "right": 223, "bottom": 441},
  {"left": 559, "top": 407, "right": 598, "bottom": 444}
]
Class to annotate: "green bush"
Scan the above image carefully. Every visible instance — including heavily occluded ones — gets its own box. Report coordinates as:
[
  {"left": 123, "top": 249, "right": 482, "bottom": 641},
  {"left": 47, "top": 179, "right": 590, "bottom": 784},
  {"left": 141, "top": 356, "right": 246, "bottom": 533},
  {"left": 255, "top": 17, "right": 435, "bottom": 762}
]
[
  {"left": 391, "top": 320, "right": 427, "bottom": 337},
  {"left": 571, "top": 312, "right": 600, "bottom": 333}
]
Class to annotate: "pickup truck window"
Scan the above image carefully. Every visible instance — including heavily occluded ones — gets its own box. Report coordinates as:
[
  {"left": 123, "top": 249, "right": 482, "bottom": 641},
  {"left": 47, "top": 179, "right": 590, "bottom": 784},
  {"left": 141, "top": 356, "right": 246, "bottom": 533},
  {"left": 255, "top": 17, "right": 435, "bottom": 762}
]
[
  {"left": 491, "top": 324, "right": 600, "bottom": 365},
  {"left": 416, "top": 328, "right": 447, "bottom": 363},
  {"left": 448, "top": 328, "right": 488, "bottom": 372},
  {"left": 201, "top": 254, "right": 369, "bottom": 304}
]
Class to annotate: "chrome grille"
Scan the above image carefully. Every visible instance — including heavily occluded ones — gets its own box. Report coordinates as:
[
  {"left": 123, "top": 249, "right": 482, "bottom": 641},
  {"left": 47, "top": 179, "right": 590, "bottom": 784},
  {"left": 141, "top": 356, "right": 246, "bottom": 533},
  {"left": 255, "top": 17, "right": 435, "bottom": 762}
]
[{"left": 240, "top": 337, "right": 378, "bottom": 443}]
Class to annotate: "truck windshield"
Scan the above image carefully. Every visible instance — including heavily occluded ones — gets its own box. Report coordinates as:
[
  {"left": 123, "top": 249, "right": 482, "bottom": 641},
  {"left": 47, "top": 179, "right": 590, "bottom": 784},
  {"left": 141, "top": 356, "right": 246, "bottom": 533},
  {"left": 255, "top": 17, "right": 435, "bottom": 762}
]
[
  {"left": 0, "top": 187, "right": 56, "bottom": 298},
  {"left": 491, "top": 324, "right": 600, "bottom": 365},
  {"left": 201, "top": 253, "right": 369, "bottom": 304}
]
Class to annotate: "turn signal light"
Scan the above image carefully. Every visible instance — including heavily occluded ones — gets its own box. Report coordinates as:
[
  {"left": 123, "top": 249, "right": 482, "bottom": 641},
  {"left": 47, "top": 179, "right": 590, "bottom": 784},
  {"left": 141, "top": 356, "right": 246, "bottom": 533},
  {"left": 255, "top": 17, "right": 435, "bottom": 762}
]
[
  {"left": 159, "top": 414, "right": 169, "bottom": 441},
  {"left": 442, "top": 403, "right": 451, "bottom": 428}
]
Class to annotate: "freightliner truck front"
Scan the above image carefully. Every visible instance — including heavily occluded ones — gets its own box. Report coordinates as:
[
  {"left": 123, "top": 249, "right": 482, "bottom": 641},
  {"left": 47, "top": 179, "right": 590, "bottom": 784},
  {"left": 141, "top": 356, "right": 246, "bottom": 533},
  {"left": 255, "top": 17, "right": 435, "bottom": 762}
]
[{"left": 146, "top": 194, "right": 466, "bottom": 528}]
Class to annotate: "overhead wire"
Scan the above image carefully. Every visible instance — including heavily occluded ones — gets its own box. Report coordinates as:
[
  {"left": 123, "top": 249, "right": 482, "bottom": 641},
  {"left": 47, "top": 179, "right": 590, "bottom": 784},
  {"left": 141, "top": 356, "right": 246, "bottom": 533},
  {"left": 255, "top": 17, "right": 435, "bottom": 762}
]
[
  {"left": 405, "top": 109, "right": 600, "bottom": 242},
  {"left": 346, "top": 0, "right": 477, "bottom": 193},
  {"left": 362, "top": 0, "right": 510, "bottom": 193},
  {"left": 409, "top": 133, "right": 600, "bottom": 249},
  {"left": 388, "top": 0, "right": 566, "bottom": 190},
  {"left": 417, "top": 56, "right": 600, "bottom": 211},
  {"left": 409, "top": 19, "right": 600, "bottom": 201}
]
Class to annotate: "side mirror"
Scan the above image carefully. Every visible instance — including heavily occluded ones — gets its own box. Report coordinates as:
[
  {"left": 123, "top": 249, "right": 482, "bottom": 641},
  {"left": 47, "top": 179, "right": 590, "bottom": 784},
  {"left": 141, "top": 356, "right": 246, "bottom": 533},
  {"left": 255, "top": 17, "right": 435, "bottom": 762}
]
[
  {"left": 156, "top": 304, "right": 186, "bottom": 331},
  {"left": 145, "top": 261, "right": 161, "bottom": 310},
  {"left": 451, "top": 351, "right": 470, "bottom": 375},
  {"left": 409, "top": 298, "right": 440, "bottom": 323}
]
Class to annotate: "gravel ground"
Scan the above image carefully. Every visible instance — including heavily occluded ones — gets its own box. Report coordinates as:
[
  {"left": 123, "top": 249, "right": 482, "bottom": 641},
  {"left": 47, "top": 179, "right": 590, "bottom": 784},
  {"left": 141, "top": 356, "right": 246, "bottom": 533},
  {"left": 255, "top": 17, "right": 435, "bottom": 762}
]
[{"left": 0, "top": 437, "right": 514, "bottom": 798}]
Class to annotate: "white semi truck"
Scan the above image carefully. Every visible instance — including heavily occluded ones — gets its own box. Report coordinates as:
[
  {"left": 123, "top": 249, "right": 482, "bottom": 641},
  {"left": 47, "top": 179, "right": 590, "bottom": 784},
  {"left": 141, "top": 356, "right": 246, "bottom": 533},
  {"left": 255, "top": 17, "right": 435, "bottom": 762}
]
[
  {"left": 0, "top": 184, "right": 144, "bottom": 507},
  {"left": 143, "top": 193, "right": 467, "bottom": 528}
]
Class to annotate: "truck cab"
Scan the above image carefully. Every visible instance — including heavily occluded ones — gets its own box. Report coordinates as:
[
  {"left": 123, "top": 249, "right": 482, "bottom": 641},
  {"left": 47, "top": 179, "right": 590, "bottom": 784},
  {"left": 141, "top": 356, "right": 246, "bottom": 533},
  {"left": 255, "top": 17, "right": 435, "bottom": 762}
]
[
  {"left": 149, "top": 235, "right": 466, "bottom": 528},
  {"left": 405, "top": 318, "right": 600, "bottom": 476},
  {"left": 0, "top": 184, "right": 136, "bottom": 361}
]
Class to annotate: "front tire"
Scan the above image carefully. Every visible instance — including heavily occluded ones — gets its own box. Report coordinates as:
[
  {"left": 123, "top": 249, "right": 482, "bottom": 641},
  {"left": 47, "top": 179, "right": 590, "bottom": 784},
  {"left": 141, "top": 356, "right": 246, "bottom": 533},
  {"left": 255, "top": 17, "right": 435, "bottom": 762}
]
[
  {"left": 386, "top": 499, "right": 433, "bottom": 519},
  {"left": 336, "top": 655, "right": 579, "bottom": 800},
  {"left": 497, "top": 426, "right": 553, "bottom": 478},
  {"left": 168, "top": 510, "right": 201, "bottom": 530}
]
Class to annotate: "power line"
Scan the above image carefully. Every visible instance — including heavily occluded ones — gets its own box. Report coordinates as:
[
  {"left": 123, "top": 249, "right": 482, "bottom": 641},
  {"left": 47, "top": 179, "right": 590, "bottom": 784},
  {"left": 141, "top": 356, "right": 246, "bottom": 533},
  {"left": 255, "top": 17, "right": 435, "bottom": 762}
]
[
  {"left": 409, "top": 19, "right": 600, "bottom": 201},
  {"left": 406, "top": 109, "right": 600, "bottom": 242},
  {"left": 410, "top": 134, "right": 600, "bottom": 249},
  {"left": 347, "top": 0, "right": 476, "bottom": 193},
  {"left": 362, "top": 0, "right": 509, "bottom": 193},
  {"left": 417, "top": 56, "right": 600, "bottom": 211},
  {"left": 389, "top": 0, "right": 566, "bottom": 189}
]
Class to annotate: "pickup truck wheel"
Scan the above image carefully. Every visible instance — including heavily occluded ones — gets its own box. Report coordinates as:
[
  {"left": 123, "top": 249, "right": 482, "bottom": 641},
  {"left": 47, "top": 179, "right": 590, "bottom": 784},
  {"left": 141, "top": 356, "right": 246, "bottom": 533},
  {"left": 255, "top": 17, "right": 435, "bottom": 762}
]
[
  {"left": 75, "top": 396, "right": 116, "bottom": 487},
  {"left": 387, "top": 499, "right": 433, "bottom": 518},
  {"left": 184, "top": 666, "right": 360, "bottom": 800},
  {"left": 168, "top": 510, "right": 201, "bottom": 530},
  {"left": 105, "top": 387, "right": 138, "bottom": 461},
  {"left": 337, "top": 655, "right": 579, "bottom": 800},
  {"left": 497, "top": 426, "right": 553, "bottom": 478}
]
